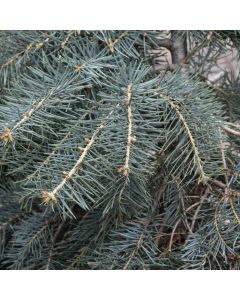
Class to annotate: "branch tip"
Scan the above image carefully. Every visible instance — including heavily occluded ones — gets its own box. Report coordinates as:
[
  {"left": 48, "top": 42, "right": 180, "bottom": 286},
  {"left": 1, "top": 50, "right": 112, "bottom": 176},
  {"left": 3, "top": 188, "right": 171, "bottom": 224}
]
[
  {"left": 42, "top": 191, "right": 58, "bottom": 207},
  {"left": 0, "top": 127, "right": 14, "bottom": 143}
]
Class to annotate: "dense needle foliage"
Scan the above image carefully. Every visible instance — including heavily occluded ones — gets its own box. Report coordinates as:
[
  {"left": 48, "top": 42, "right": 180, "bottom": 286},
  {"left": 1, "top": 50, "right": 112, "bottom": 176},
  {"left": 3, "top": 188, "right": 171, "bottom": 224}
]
[{"left": 0, "top": 30, "right": 239, "bottom": 269}]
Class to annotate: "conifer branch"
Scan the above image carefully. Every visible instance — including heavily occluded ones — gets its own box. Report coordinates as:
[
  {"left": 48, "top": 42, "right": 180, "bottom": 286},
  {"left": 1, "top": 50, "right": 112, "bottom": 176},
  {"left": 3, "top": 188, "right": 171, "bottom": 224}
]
[
  {"left": 161, "top": 93, "right": 209, "bottom": 184},
  {"left": 46, "top": 220, "right": 65, "bottom": 270},
  {"left": 27, "top": 112, "right": 89, "bottom": 181},
  {"left": 214, "top": 199, "right": 230, "bottom": 250},
  {"left": 60, "top": 31, "right": 74, "bottom": 49},
  {"left": 42, "top": 105, "right": 119, "bottom": 208},
  {"left": 229, "top": 196, "right": 240, "bottom": 224},
  {"left": 123, "top": 232, "right": 144, "bottom": 269},
  {"left": 219, "top": 133, "right": 230, "bottom": 204},
  {"left": 41, "top": 127, "right": 101, "bottom": 207},
  {"left": 173, "top": 104, "right": 207, "bottom": 184},
  {"left": 0, "top": 128, "right": 14, "bottom": 143},
  {"left": 27, "top": 222, "right": 50, "bottom": 248},
  {"left": 14, "top": 92, "right": 53, "bottom": 130},
  {"left": 0, "top": 212, "right": 24, "bottom": 231},
  {"left": 1, "top": 30, "right": 240, "bottom": 270},
  {"left": 0, "top": 36, "right": 50, "bottom": 69},
  {"left": 184, "top": 187, "right": 210, "bottom": 246},
  {"left": 118, "top": 84, "right": 133, "bottom": 177},
  {"left": 107, "top": 31, "right": 129, "bottom": 52},
  {"left": 0, "top": 88, "right": 55, "bottom": 143}
]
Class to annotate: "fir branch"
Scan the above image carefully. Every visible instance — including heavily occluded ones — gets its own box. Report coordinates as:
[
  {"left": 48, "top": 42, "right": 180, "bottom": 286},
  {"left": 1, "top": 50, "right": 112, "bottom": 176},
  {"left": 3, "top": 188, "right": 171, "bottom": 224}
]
[
  {"left": 160, "top": 92, "right": 209, "bottom": 184},
  {"left": 214, "top": 197, "right": 232, "bottom": 253},
  {"left": 0, "top": 205, "right": 25, "bottom": 258},
  {"left": 60, "top": 31, "right": 75, "bottom": 49},
  {"left": 41, "top": 125, "right": 102, "bottom": 207},
  {"left": 26, "top": 111, "right": 90, "bottom": 181},
  {"left": 0, "top": 128, "right": 14, "bottom": 143},
  {"left": 184, "top": 187, "right": 210, "bottom": 246},
  {"left": 0, "top": 31, "right": 56, "bottom": 86},
  {"left": 4, "top": 211, "right": 53, "bottom": 269},
  {"left": 0, "top": 212, "right": 23, "bottom": 231},
  {"left": 107, "top": 31, "right": 129, "bottom": 53},
  {"left": 45, "top": 219, "right": 65, "bottom": 270},
  {"left": 6, "top": 88, "right": 55, "bottom": 140},
  {"left": 229, "top": 195, "right": 240, "bottom": 224},
  {"left": 123, "top": 232, "right": 145, "bottom": 269},
  {"left": 118, "top": 83, "right": 133, "bottom": 177},
  {"left": 1, "top": 30, "right": 240, "bottom": 270},
  {"left": 41, "top": 104, "right": 119, "bottom": 213},
  {"left": 0, "top": 36, "right": 48, "bottom": 69}
]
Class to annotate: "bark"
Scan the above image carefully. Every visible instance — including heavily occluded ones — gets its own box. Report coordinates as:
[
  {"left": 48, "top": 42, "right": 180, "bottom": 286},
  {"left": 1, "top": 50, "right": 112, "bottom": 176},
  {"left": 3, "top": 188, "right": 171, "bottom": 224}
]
[
  {"left": 157, "top": 31, "right": 187, "bottom": 66},
  {"left": 170, "top": 30, "right": 187, "bottom": 65}
]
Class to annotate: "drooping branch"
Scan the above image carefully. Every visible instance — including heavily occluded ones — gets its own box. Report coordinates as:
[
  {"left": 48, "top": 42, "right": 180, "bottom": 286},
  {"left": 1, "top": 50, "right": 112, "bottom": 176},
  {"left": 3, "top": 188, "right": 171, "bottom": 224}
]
[
  {"left": 27, "top": 112, "right": 90, "bottom": 181},
  {"left": 0, "top": 89, "right": 55, "bottom": 143},
  {"left": 162, "top": 93, "right": 208, "bottom": 184},
  {"left": 41, "top": 123, "right": 104, "bottom": 207},
  {"left": 42, "top": 105, "right": 119, "bottom": 207}
]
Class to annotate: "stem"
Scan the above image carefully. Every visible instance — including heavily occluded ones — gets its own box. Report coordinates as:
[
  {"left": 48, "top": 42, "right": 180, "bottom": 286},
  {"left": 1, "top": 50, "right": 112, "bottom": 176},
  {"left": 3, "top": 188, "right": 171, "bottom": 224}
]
[
  {"left": 222, "top": 126, "right": 240, "bottom": 137},
  {"left": 118, "top": 84, "right": 133, "bottom": 177}
]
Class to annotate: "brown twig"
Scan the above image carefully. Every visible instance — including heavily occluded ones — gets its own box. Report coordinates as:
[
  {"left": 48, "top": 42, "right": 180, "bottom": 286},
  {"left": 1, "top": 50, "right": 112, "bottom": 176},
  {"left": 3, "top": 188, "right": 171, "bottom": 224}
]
[
  {"left": 188, "top": 187, "right": 210, "bottom": 239},
  {"left": 222, "top": 126, "right": 240, "bottom": 137},
  {"left": 168, "top": 219, "right": 181, "bottom": 252}
]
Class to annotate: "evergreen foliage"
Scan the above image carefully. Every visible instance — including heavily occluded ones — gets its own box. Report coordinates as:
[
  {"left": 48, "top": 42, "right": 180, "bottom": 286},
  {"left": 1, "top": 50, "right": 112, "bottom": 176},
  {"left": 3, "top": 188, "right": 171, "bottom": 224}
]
[{"left": 0, "top": 30, "right": 239, "bottom": 269}]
